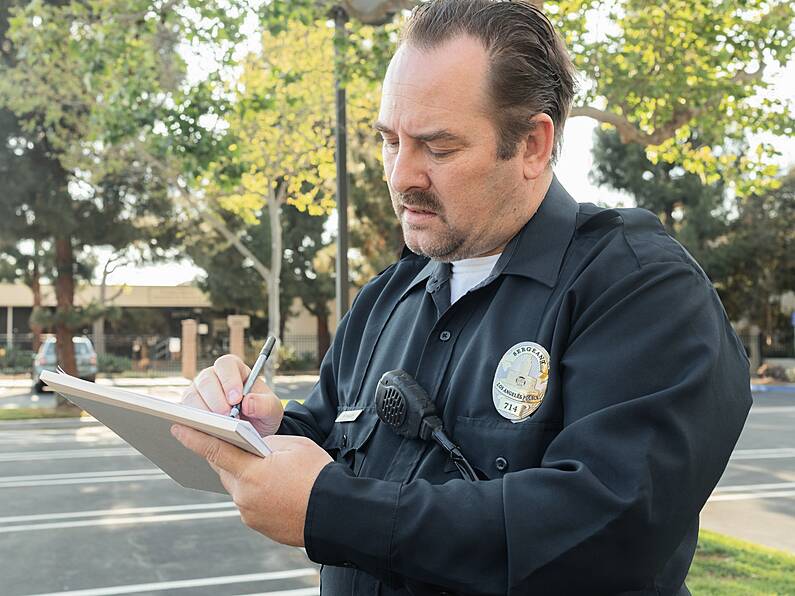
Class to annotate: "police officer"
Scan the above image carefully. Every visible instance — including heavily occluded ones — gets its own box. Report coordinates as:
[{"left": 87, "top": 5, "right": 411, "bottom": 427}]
[{"left": 173, "top": 1, "right": 752, "bottom": 594}]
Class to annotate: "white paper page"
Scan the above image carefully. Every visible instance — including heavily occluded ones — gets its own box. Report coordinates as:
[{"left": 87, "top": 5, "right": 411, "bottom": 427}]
[{"left": 40, "top": 370, "right": 271, "bottom": 494}]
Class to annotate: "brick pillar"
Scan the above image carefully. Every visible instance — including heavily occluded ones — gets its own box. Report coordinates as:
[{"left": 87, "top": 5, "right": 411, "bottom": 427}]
[
  {"left": 227, "top": 315, "right": 251, "bottom": 360},
  {"left": 181, "top": 319, "right": 198, "bottom": 380}
]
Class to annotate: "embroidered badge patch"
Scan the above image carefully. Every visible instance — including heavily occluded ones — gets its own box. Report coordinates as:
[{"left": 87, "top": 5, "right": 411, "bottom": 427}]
[{"left": 492, "top": 341, "right": 550, "bottom": 423}]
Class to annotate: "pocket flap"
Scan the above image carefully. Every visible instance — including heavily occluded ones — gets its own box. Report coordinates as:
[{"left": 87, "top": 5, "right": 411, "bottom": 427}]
[
  {"left": 322, "top": 408, "right": 379, "bottom": 458},
  {"left": 448, "top": 416, "right": 561, "bottom": 479}
]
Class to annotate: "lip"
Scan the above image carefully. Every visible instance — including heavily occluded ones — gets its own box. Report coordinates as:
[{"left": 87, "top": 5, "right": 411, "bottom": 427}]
[{"left": 402, "top": 206, "right": 438, "bottom": 225}]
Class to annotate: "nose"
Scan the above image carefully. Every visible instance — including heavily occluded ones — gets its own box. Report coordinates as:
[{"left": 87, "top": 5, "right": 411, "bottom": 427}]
[{"left": 387, "top": 143, "right": 430, "bottom": 194}]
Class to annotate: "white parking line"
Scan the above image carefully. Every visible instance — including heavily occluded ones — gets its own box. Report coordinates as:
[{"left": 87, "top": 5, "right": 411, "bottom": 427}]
[
  {"left": 0, "top": 469, "right": 167, "bottom": 488},
  {"left": 0, "top": 501, "right": 235, "bottom": 524},
  {"left": 714, "top": 481, "right": 795, "bottom": 492},
  {"left": 709, "top": 490, "right": 795, "bottom": 502},
  {"left": 0, "top": 510, "right": 241, "bottom": 533},
  {"left": 239, "top": 590, "right": 319, "bottom": 596},
  {"left": 709, "top": 481, "right": 795, "bottom": 502},
  {"left": 0, "top": 447, "right": 139, "bottom": 462},
  {"left": 748, "top": 406, "right": 795, "bottom": 414},
  {"left": 24, "top": 569, "right": 318, "bottom": 596},
  {"left": 730, "top": 447, "right": 795, "bottom": 460}
]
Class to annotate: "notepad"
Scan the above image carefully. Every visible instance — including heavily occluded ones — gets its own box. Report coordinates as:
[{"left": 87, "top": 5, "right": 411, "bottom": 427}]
[{"left": 40, "top": 369, "right": 271, "bottom": 494}]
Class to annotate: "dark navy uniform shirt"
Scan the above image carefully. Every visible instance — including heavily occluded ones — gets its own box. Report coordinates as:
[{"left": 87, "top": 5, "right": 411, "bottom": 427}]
[{"left": 279, "top": 177, "right": 752, "bottom": 595}]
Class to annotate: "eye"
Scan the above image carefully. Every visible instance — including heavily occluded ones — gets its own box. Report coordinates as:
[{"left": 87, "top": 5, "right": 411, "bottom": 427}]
[
  {"left": 427, "top": 148, "right": 454, "bottom": 158},
  {"left": 382, "top": 138, "right": 399, "bottom": 153}
]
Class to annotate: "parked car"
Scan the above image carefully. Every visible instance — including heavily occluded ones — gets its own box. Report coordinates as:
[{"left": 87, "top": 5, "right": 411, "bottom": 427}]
[{"left": 33, "top": 336, "right": 98, "bottom": 393}]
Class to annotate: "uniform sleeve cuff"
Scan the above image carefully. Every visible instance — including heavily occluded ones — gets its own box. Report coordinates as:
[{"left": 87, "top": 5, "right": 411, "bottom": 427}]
[{"left": 304, "top": 462, "right": 401, "bottom": 574}]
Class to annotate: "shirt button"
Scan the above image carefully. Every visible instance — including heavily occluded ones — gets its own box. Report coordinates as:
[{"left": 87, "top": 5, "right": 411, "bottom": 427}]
[
  {"left": 495, "top": 456, "right": 508, "bottom": 471},
  {"left": 439, "top": 330, "right": 452, "bottom": 342}
]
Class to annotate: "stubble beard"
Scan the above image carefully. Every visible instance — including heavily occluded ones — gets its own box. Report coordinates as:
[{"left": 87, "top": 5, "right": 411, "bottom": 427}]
[{"left": 392, "top": 189, "right": 468, "bottom": 262}]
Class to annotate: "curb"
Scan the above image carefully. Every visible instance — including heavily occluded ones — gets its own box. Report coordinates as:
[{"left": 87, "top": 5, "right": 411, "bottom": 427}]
[
  {"left": 751, "top": 384, "right": 795, "bottom": 393},
  {"left": 0, "top": 417, "right": 101, "bottom": 430}
]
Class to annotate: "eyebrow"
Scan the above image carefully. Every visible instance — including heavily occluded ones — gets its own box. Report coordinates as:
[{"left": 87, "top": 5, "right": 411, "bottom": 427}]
[{"left": 373, "top": 121, "right": 467, "bottom": 145}]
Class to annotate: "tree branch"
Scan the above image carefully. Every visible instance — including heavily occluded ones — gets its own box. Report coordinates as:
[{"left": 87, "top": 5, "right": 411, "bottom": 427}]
[
  {"left": 568, "top": 104, "right": 696, "bottom": 146},
  {"left": 178, "top": 187, "right": 272, "bottom": 282}
]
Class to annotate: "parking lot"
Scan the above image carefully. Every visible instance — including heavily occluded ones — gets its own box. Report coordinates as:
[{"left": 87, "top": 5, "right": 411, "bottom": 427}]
[{"left": 0, "top": 383, "right": 793, "bottom": 595}]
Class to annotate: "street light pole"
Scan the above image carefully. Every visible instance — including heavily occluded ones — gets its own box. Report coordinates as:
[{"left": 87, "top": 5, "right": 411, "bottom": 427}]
[{"left": 333, "top": 5, "right": 350, "bottom": 322}]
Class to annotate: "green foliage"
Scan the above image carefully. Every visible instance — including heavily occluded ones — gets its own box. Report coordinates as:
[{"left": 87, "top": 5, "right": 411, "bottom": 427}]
[
  {"left": 689, "top": 529, "right": 795, "bottom": 594},
  {"left": 275, "top": 344, "right": 316, "bottom": 373},
  {"left": 712, "top": 173, "right": 795, "bottom": 334},
  {"left": 97, "top": 353, "right": 131, "bottom": 373},
  {"left": 591, "top": 128, "right": 794, "bottom": 336},
  {"left": 559, "top": 0, "right": 795, "bottom": 196},
  {"left": 0, "top": 346, "right": 34, "bottom": 373}
]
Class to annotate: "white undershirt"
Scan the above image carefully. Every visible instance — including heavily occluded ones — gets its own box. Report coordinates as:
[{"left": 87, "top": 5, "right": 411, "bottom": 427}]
[{"left": 449, "top": 253, "right": 502, "bottom": 305}]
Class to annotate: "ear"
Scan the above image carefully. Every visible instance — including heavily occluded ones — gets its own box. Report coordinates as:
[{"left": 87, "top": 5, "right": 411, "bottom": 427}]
[{"left": 520, "top": 113, "right": 555, "bottom": 180}]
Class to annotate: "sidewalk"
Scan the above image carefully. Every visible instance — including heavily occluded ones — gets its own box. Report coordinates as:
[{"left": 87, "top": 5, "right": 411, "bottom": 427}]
[
  {"left": 0, "top": 374, "right": 320, "bottom": 389},
  {"left": 750, "top": 378, "right": 795, "bottom": 393}
]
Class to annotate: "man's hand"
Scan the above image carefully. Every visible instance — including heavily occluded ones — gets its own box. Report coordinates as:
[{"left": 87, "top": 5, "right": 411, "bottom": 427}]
[
  {"left": 171, "top": 424, "right": 333, "bottom": 546},
  {"left": 181, "top": 354, "right": 284, "bottom": 436}
]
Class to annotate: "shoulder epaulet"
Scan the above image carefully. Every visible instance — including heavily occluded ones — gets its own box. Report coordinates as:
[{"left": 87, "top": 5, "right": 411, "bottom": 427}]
[
  {"left": 576, "top": 206, "right": 623, "bottom": 234},
  {"left": 614, "top": 207, "right": 665, "bottom": 234}
]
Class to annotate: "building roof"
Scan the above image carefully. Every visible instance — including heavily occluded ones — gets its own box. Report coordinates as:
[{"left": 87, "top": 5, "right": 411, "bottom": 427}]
[{"left": 0, "top": 283, "right": 212, "bottom": 308}]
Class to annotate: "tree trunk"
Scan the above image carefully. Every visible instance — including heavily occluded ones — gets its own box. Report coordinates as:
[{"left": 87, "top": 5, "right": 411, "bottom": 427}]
[
  {"left": 53, "top": 236, "right": 79, "bottom": 411},
  {"left": 316, "top": 312, "right": 331, "bottom": 367},
  {"left": 30, "top": 249, "right": 43, "bottom": 353}
]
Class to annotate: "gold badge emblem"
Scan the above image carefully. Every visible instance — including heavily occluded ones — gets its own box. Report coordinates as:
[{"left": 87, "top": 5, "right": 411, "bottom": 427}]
[{"left": 492, "top": 341, "right": 550, "bottom": 422}]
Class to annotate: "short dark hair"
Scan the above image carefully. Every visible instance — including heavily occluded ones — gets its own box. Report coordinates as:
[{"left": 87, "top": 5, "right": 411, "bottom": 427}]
[{"left": 401, "top": 0, "right": 576, "bottom": 162}]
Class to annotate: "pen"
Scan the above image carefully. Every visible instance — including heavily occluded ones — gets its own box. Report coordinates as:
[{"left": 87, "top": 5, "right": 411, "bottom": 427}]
[{"left": 230, "top": 335, "right": 276, "bottom": 419}]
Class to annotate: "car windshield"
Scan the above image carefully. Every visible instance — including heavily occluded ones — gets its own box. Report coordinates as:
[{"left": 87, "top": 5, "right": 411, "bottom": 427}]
[
  {"left": 41, "top": 341, "right": 92, "bottom": 356},
  {"left": 75, "top": 343, "right": 91, "bottom": 356}
]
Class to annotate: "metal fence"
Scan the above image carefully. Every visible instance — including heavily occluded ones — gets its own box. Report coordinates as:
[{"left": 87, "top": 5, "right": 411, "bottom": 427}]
[{"left": 1, "top": 332, "right": 325, "bottom": 377}]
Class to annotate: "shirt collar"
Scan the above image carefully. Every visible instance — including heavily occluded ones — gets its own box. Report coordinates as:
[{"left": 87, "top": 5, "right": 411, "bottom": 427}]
[
  {"left": 401, "top": 175, "right": 579, "bottom": 297},
  {"left": 492, "top": 175, "right": 579, "bottom": 287}
]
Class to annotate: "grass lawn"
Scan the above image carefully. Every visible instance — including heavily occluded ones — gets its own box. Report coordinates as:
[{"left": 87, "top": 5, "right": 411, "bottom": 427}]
[{"left": 689, "top": 529, "right": 795, "bottom": 595}]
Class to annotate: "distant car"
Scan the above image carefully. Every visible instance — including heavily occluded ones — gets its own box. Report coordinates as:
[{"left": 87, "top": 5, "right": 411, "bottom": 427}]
[{"left": 33, "top": 336, "right": 98, "bottom": 393}]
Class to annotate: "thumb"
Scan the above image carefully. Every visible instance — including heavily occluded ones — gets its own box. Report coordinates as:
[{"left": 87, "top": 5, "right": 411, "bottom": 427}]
[{"left": 171, "top": 424, "right": 250, "bottom": 473}]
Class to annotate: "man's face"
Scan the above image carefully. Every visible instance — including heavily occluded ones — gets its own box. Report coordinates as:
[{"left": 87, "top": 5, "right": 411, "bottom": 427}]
[{"left": 376, "top": 35, "right": 529, "bottom": 261}]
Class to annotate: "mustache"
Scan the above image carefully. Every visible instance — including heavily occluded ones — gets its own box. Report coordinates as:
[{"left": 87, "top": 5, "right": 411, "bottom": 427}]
[{"left": 396, "top": 191, "right": 443, "bottom": 214}]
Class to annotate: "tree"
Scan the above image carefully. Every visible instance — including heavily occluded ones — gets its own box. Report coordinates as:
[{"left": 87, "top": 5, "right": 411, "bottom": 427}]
[
  {"left": 715, "top": 172, "right": 795, "bottom": 339},
  {"left": 193, "top": 17, "right": 382, "bottom": 374},
  {"left": 590, "top": 128, "right": 728, "bottom": 268},
  {"left": 591, "top": 129, "right": 794, "bottom": 341},
  {"left": 0, "top": 0, "right": 248, "bottom": 398}
]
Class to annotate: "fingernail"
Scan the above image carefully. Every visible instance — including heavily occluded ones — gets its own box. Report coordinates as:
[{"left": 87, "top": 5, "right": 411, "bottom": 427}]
[
  {"left": 244, "top": 397, "right": 254, "bottom": 417},
  {"left": 227, "top": 389, "right": 241, "bottom": 405},
  {"left": 170, "top": 425, "right": 181, "bottom": 439}
]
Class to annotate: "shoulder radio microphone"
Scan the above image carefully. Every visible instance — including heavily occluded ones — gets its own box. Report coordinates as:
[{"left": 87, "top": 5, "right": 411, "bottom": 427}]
[{"left": 375, "top": 369, "right": 478, "bottom": 481}]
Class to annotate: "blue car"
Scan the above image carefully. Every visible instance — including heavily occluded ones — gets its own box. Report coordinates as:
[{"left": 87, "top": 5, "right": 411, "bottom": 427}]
[{"left": 33, "top": 336, "right": 98, "bottom": 393}]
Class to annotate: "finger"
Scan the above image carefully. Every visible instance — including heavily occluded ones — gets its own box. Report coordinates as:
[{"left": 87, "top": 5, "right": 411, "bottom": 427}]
[
  {"left": 214, "top": 354, "right": 249, "bottom": 406},
  {"left": 171, "top": 424, "right": 250, "bottom": 474},
  {"left": 193, "top": 368, "right": 230, "bottom": 415},
  {"left": 181, "top": 388, "right": 205, "bottom": 410},
  {"left": 242, "top": 391, "right": 284, "bottom": 420}
]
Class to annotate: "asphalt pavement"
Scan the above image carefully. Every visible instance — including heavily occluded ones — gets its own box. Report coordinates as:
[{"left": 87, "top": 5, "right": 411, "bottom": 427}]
[
  {"left": 0, "top": 376, "right": 321, "bottom": 596},
  {"left": 700, "top": 389, "right": 795, "bottom": 552},
  {"left": 0, "top": 379, "right": 793, "bottom": 595}
]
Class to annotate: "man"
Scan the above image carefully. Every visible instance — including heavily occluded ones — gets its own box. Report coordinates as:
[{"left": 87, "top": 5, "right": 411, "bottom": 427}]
[{"left": 173, "top": 1, "right": 752, "bottom": 594}]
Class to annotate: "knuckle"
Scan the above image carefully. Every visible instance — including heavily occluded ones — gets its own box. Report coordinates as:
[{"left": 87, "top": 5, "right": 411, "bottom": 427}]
[
  {"left": 215, "top": 354, "right": 241, "bottom": 370},
  {"left": 203, "top": 439, "right": 222, "bottom": 465}
]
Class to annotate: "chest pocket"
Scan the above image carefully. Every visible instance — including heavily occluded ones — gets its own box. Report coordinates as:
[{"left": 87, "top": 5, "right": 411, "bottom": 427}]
[
  {"left": 322, "top": 409, "right": 379, "bottom": 476},
  {"left": 446, "top": 416, "right": 561, "bottom": 479}
]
